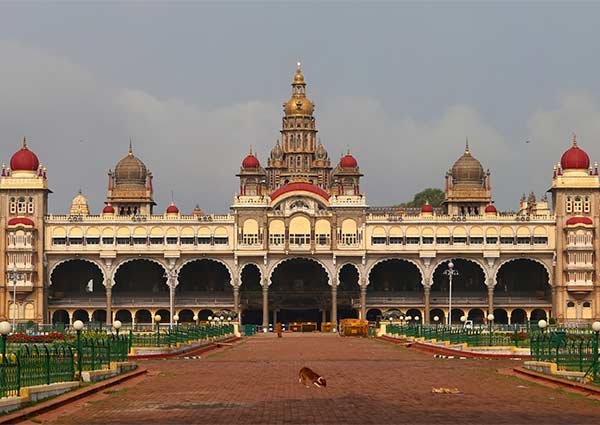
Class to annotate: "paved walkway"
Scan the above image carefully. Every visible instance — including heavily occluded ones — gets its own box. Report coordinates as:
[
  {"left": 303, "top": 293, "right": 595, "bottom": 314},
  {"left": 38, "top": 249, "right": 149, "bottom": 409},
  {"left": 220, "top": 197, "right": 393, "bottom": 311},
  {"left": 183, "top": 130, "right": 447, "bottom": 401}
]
[{"left": 29, "top": 333, "right": 599, "bottom": 424}]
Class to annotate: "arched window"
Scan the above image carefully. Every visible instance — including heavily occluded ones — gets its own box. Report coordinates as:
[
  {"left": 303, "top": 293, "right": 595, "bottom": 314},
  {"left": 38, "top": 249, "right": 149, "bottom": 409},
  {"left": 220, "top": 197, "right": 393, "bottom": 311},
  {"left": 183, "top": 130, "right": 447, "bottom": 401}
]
[
  {"left": 573, "top": 196, "right": 582, "bottom": 213},
  {"left": 584, "top": 196, "right": 591, "bottom": 213},
  {"left": 566, "top": 197, "right": 572, "bottom": 214},
  {"left": 17, "top": 197, "right": 26, "bottom": 214},
  {"left": 9, "top": 197, "right": 16, "bottom": 214},
  {"left": 27, "top": 197, "right": 34, "bottom": 214}
]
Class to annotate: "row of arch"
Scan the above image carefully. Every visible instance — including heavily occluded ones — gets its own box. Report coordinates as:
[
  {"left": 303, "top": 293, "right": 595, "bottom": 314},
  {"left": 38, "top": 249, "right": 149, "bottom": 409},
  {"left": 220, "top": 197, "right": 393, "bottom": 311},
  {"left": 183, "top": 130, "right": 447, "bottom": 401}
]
[
  {"left": 49, "top": 255, "right": 552, "bottom": 290},
  {"left": 366, "top": 308, "right": 549, "bottom": 324},
  {"left": 242, "top": 217, "right": 358, "bottom": 235},
  {"left": 51, "top": 308, "right": 219, "bottom": 325},
  {"left": 51, "top": 226, "right": 229, "bottom": 239},
  {"left": 370, "top": 226, "right": 548, "bottom": 238}
]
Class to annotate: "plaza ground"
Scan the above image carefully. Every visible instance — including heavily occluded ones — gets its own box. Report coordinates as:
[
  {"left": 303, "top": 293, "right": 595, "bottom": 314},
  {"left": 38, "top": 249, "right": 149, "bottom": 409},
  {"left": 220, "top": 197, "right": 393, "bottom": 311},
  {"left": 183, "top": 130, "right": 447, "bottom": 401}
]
[{"left": 28, "top": 333, "right": 600, "bottom": 424}]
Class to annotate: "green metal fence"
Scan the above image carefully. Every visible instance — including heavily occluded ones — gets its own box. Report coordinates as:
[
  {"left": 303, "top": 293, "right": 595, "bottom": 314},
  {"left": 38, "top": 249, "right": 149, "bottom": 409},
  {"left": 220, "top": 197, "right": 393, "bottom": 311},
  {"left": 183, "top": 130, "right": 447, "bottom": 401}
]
[
  {"left": 243, "top": 325, "right": 261, "bottom": 336},
  {"left": 386, "top": 324, "right": 531, "bottom": 347},
  {"left": 530, "top": 330, "right": 599, "bottom": 381},
  {"left": 128, "top": 324, "right": 232, "bottom": 348}
]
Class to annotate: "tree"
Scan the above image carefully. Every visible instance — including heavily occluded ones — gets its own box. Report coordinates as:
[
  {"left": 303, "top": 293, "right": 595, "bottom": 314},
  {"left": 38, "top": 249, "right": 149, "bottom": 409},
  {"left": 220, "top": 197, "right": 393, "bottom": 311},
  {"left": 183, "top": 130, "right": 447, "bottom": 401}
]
[{"left": 396, "top": 188, "right": 444, "bottom": 208}]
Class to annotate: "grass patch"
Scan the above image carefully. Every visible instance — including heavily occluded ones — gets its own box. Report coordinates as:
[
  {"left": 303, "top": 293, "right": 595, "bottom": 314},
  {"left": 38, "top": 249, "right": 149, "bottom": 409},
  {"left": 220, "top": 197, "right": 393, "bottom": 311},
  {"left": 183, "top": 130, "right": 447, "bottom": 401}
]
[{"left": 104, "top": 388, "right": 128, "bottom": 396}]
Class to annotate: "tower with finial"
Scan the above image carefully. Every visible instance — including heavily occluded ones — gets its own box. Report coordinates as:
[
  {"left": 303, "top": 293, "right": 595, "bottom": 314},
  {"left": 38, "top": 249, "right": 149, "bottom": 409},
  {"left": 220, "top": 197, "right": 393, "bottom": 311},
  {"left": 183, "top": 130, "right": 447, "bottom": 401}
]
[{"left": 0, "top": 136, "right": 49, "bottom": 322}]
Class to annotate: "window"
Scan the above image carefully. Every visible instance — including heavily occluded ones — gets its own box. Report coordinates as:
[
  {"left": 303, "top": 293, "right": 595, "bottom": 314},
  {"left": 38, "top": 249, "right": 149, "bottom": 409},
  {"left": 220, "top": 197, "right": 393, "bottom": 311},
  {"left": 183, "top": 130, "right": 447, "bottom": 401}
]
[
  {"left": 150, "top": 237, "right": 164, "bottom": 245},
  {"left": 533, "top": 237, "right": 547, "bottom": 245},
  {"left": 166, "top": 237, "right": 178, "bottom": 245},
  {"left": 198, "top": 237, "right": 212, "bottom": 245},
  {"left": 574, "top": 196, "right": 583, "bottom": 213},
  {"left": 389, "top": 237, "right": 404, "bottom": 245},
  {"left": 486, "top": 237, "right": 498, "bottom": 244},
  {"left": 436, "top": 237, "right": 450, "bottom": 244},
  {"left": 340, "top": 234, "right": 357, "bottom": 245},
  {"left": 289, "top": 234, "right": 310, "bottom": 245},
  {"left": 68, "top": 237, "right": 83, "bottom": 245},
  {"left": 517, "top": 237, "right": 530, "bottom": 245},
  {"left": 406, "top": 237, "right": 420, "bottom": 244},
  {"left": 102, "top": 237, "right": 114, "bottom": 245},
  {"left": 213, "top": 237, "right": 228, "bottom": 245},
  {"left": 584, "top": 196, "right": 591, "bottom": 213},
  {"left": 269, "top": 234, "right": 285, "bottom": 245},
  {"left": 453, "top": 237, "right": 467, "bottom": 244},
  {"left": 242, "top": 234, "right": 259, "bottom": 245},
  {"left": 500, "top": 237, "right": 514, "bottom": 245},
  {"left": 371, "top": 237, "right": 387, "bottom": 245},
  {"left": 133, "top": 237, "right": 147, "bottom": 245},
  {"left": 86, "top": 238, "right": 99, "bottom": 245},
  {"left": 180, "top": 237, "right": 195, "bottom": 245},
  {"left": 52, "top": 238, "right": 66, "bottom": 245},
  {"left": 421, "top": 237, "right": 434, "bottom": 244},
  {"left": 27, "top": 197, "right": 34, "bottom": 214},
  {"left": 315, "top": 234, "right": 330, "bottom": 245},
  {"left": 17, "top": 197, "right": 26, "bottom": 214},
  {"left": 116, "top": 237, "right": 130, "bottom": 245},
  {"left": 9, "top": 198, "right": 16, "bottom": 214},
  {"left": 566, "top": 197, "right": 572, "bottom": 214},
  {"left": 470, "top": 237, "right": 484, "bottom": 245}
]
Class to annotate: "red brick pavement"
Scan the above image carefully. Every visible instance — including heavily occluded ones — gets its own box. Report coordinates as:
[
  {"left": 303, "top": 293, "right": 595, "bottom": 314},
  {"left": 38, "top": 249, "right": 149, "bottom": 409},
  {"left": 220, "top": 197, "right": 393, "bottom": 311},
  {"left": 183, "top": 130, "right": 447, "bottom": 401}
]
[{"left": 28, "top": 333, "right": 600, "bottom": 424}]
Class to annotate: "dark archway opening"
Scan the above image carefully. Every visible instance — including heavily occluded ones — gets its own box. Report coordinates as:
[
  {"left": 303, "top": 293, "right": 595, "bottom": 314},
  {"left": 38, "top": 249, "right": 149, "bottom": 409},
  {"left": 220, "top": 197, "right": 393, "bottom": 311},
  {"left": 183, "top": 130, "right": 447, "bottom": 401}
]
[
  {"left": 269, "top": 259, "right": 330, "bottom": 325},
  {"left": 240, "top": 264, "right": 262, "bottom": 321},
  {"left": 367, "top": 308, "right": 382, "bottom": 322},
  {"left": 450, "top": 308, "right": 465, "bottom": 324},
  {"left": 431, "top": 259, "right": 487, "bottom": 308},
  {"left": 177, "top": 260, "right": 232, "bottom": 303},
  {"left": 511, "top": 309, "right": 527, "bottom": 324},
  {"left": 493, "top": 308, "right": 509, "bottom": 324},
  {"left": 135, "top": 309, "right": 152, "bottom": 324},
  {"left": 468, "top": 308, "right": 485, "bottom": 324},
  {"left": 198, "top": 309, "right": 214, "bottom": 321},
  {"left": 92, "top": 310, "right": 106, "bottom": 323},
  {"left": 242, "top": 310, "right": 262, "bottom": 325},
  {"left": 113, "top": 260, "right": 168, "bottom": 303},
  {"left": 115, "top": 310, "right": 132, "bottom": 323},
  {"left": 338, "top": 264, "right": 360, "bottom": 320},
  {"left": 72, "top": 310, "right": 89, "bottom": 323},
  {"left": 495, "top": 260, "right": 550, "bottom": 302},
  {"left": 430, "top": 308, "right": 445, "bottom": 324},
  {"left": 367, "top": 259, "right": 423, "bottom": 297},
  {"left": 52, "top": 310, "right": 69, "bottom": 325},
  {"left": 178, "top": 309, "right": 195, "bottom": 323},
  {"left": 50, "top": 260, "right": 104, "bottom": 303},
  {"left": 531, "top": 309, "right": 547, "bottom": 321}
]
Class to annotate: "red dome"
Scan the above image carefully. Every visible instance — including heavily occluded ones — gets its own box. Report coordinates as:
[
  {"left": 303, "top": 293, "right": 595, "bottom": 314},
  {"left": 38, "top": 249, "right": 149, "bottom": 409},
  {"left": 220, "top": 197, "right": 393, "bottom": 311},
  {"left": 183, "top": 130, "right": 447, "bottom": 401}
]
[
  {"left": 421, "top": 203, "right": 433, "bottom": 213},
  {"left": 566, "top": 216, "right": 593, "bottom": 226},
  {"left": 102, "top": 205, "right": 115, "bottom": 214},
  {"left": 7, "top": 217, "right": 34, "bottom": 227},
  {"left": 10, "top": 138, "right": 39, "bottom": 172},
  {"left": 270, "top": 182, "right": 330, "bottom": 201},
  {"left": 484, "top": 204, "right": 497, "bottom": 213},
  {"left": 340, "top": 154, "right": 358, "bottom": 168},
  {"left": 242, "top": 154, "right": 260, "bottom": 168},
  {"left": 560, "top": 135, "right": 590, "bottom": 170},
  {"left": 166, "top": 203, "right": 179, "bottom": 214}
]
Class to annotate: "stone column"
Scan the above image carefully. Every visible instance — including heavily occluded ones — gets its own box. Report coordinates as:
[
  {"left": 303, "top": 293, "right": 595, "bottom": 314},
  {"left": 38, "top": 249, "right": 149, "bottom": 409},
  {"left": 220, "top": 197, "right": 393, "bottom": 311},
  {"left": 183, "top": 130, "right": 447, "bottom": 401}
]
[
  {"left": 169, "top": 279, "right": 175, "bottom": 327},
  {"left": 105, "top": 280, "right": 112, "bottom": 326},
  {"left": 273, "top": 309, "right": 278, "bottom": 325},
  {"left": 360, "top": 286, "right": 367, "bottom": 320},
  {"left": 331, "top": 285, "right": 338, "bottom": 331},
  {"left": 551, "top": 285, "right": 557, "bottom": 320},
  {"left": 233, "top": 285, "right": 240, "bottom": 320},
  {"left": 424, "top": 286, "right": 431, "bottom": 324},
  {"left": 262, "top": 285, "right": 269, "bottom": 331},
  {"left": 487, "top": 286, "right": 494, "bottom": 317}
]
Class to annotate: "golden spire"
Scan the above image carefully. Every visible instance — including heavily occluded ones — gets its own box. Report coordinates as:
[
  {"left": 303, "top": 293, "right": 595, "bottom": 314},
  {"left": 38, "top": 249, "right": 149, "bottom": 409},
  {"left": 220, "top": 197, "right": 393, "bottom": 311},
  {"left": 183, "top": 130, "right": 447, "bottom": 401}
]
[
  {"left": 22, "top": 136, "right": 27, "bottom": 150},
  {"left": 128, "top": 139, "right": 133, "bottom": 155},
  {"left": 293, "top": 61, "right": 306, "bottom": 86},
  {"left": 572, "top": 132, "right": 577, "bottom": 147},
  {"left": 283, "top": 62, "right": 314, "bottom": 116},
  {"left": 465, "top": 138, "right": 470, "bottom": 155}
]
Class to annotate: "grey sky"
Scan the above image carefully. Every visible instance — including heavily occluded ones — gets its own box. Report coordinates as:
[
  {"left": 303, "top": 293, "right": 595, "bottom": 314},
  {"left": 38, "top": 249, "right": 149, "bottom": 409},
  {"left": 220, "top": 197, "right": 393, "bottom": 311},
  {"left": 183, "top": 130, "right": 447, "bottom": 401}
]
[{"left": 1, "top": 2, "right": 600, "bottom": 213}]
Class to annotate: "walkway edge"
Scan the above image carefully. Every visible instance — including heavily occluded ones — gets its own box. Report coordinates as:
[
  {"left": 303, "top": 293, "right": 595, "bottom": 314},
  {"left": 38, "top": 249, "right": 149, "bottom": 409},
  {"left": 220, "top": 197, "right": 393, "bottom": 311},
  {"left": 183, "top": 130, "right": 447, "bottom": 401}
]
[
  {"left": 378, "top": 335, "right": 530, "bottom": 359},
  {"left": 128, "top": 336, "right": 242, "bottom": 359},
  {"left": 0, "top": 367, "right": 147, "bottom": 424},
  {"left": 510, "top": 366, "right": 600, "bottom": 396}
]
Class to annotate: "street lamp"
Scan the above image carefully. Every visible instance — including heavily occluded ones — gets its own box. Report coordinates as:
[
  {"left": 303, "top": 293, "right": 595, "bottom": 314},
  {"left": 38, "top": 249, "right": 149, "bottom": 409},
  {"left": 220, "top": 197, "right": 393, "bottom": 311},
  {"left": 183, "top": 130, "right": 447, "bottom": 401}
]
[
  {"left": 193, "top": 314, "right": 198, "bottom": 325},
  {"left": 538, "top": 319, "right": 547, "bottom": 332},
  {"left": 7, "top": 265, "right": 24, "bottom": 332},
  {"left": 0, "top": 321, "right": 11, "bottom": 361},
  {"left": 73, "top": 320, "right": 84, "bottom": 379},
  {"left": 113, "top": 320, "right": 122, "bottom": 336},
  {"left": 443, "top": 261, "right": 459, "bottom": 326},
  {"left": 154, "top": 314, "right": 161, "bottom": 345},
  {"left": 487, "top": 313, "right": 495, "bottom": 346}
]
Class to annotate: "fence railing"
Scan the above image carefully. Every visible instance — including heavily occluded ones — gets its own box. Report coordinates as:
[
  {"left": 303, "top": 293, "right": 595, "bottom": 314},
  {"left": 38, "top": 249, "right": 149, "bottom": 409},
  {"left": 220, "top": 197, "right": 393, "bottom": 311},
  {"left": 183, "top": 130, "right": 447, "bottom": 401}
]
[
  {"left": 530, "top": 330, "right": 599, "bottom": 382},
  {"left": 386, "top": 324, "right": 531, "bottom": 347},
  {"left": 128, "top": 324, "right": 233, "bottom": 348}
]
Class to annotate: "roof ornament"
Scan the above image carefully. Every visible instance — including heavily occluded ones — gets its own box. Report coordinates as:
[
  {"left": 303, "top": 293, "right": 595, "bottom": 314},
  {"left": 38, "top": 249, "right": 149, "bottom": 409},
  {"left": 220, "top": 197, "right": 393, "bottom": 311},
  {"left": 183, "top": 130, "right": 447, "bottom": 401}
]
[
  {"left": 22, "top": 136, "right": 27, "bottom": 150},
  {"left": 128, "top": 138, "right": 133, "bottom": 155},
  {"left": 572, "top": 132, "right": 577, "bottom": 147},
  {"left": 465, "top": 137, "right": 470, "bottom": 155}
]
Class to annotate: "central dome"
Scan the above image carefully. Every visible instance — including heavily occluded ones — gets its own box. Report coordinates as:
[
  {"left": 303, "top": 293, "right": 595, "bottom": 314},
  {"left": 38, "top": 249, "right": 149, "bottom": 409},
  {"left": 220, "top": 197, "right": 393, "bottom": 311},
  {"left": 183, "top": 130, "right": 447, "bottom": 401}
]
[
  {"left": 451, "top": 143, "right": 485, "bottom": 186},
  {"left": 283, "top": 63, "right": 315, "bottom": 117},
  {"left": 114, "top": 146, "right": 147, "bottom": 189}
]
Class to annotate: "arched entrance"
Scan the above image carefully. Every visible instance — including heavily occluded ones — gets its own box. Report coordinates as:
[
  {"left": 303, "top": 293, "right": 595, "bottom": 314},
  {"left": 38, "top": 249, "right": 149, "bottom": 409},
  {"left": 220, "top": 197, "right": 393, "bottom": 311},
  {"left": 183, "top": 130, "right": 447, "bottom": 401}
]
[
  {"left": 493, "top": 308, "right": 509, "bottom": 324},
  {"left": 50, "top": 260, "right": 104, "bottom": 302},
  {"left": 269, "top": 258, "right": 331, "bottom": 326},
  {"left": 115, "top": 310, "right": 132, "bottom": 323},
  {"left": 367, "top": 259, "right": 423, "bottom": 297},
  {"left": 113, "top": 260, "right": 168, "bottom": 304},
  {"left": 366, "top": 308, "right": 382, "bottom": 322},
  {"left": 177, "top": 260, "right": 232, "bottom": 301},
  {"left": 135, "top": 309, "right": 152, "bottom": 324},
  {"left": 495, "top": 259, "right": 550, "bottom": 303},
  {"left": 52, "top": 310, "right": 69, "bottom": 325},
  {"left": 239, "top": 264, "right": 262, "bottom": 325},
  {"left": 338, "top": 264, "right": 360, "bottom": 320}
]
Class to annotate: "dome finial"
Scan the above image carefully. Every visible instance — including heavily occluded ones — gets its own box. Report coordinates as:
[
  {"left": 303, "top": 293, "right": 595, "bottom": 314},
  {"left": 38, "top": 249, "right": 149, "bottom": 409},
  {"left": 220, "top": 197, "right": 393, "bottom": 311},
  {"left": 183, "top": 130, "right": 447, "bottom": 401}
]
[
  {"left": 297, "top": 61, "right": 302, "bottom": 72},
  {"left": 465, "top": 137, "right": 470, "bottom": 155},
  {"left": 22, "top": 136, "right": 27, "bottom": 150},
  {"left": 128, "top": 138, "right": 133, "bottom": 155},
  {"left": 573, "top": 132, "right": 577, "bottom": 147}
]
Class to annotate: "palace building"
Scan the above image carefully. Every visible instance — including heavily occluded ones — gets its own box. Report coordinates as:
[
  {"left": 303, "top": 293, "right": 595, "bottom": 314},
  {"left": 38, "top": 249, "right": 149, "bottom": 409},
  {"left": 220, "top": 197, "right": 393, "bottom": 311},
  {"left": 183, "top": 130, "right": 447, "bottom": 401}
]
[{"left": 1, "top": 64, "right": 599, "bottom": 329}]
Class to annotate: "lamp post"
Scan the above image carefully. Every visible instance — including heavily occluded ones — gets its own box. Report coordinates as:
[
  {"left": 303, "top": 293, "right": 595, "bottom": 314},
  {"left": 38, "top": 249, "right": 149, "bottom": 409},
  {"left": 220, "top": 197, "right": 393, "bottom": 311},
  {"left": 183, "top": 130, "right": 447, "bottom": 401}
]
[
  {"left": 73, "top": 320, "right": 84, "bottom": 379},
  {"left": 433, "top": 315, "right": 439, "bottom": 334},
  {"left": 0, "top": 321, "right": 11, "bottom": 361},
  {"left": 154, "top": 314, "right": 161, "bottom": 346},
  {"left": 443, "top": 261, "right": 458, "bottom": 325},
  {"left": 193, "top": 314, "right": 198, "bottom": 325},
  {"left": 487, "top": 313, "right": 495, "bottom": 346},
  {"left": 113, "top": 320, "right": 122, "bottom": 337},
  {"left": 8, "top": 265, "right": 24, "bottom": 333},
  {"left": 591, "top": 321, "right": 600, "bottom": 382}
]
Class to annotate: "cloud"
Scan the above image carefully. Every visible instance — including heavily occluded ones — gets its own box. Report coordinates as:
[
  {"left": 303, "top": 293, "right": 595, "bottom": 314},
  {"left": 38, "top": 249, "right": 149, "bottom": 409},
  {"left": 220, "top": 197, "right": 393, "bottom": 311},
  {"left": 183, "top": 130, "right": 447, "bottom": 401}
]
[{"left": 2, "top": 39, "right": 596, "bottom": 214}]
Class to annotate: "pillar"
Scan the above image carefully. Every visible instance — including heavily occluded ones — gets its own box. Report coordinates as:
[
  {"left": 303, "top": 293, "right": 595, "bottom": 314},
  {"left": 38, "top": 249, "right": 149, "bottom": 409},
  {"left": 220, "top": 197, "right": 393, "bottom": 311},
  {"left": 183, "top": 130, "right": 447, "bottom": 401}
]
[
  {"left": 262, "top": 285, "right": 269, "bottom": 331},
  {"left": 360, "top": 286, "right": 367, "bottom": 320},
  {"left": 487, "top": 286, "right": 494, "bottom": 317},
  {"left": 273, "top": 309, "right": 278, "bottom": 325},
  {"left": 551, "top": 285, "right": 557, "bottom": 320},
  {"left": 105, "top": 280, "right": 112, "bottom": 326},
  {"left": 331, "top": 285, "right": 338, "bottom": 331},
  {"left": 321, "top": 309, "right": 326, "bottom": 323},
  {"left": 169, "top": 280, "right": 175, "bottom": 327},
  {"left": 233, "top": 285, "right": 240, "bottom": 321},
  {"left": 424, "top": 286, "right": 431, "bottom": 324}
]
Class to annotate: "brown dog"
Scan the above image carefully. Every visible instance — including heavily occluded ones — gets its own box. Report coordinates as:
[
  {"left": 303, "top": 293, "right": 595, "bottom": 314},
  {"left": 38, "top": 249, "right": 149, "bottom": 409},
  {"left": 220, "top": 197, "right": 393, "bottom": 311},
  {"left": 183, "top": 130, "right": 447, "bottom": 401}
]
[{"left": 298, "top": 367, "right": 327, "bottom": 388}]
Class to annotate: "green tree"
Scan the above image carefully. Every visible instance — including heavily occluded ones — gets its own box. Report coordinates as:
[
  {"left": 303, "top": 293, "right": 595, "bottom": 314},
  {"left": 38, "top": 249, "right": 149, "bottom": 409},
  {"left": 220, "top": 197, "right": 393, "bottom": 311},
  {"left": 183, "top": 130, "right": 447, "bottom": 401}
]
[{"left": 397, "top": 188, "right": 444, "bottom": 208}]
